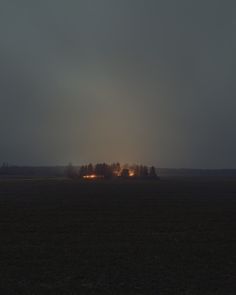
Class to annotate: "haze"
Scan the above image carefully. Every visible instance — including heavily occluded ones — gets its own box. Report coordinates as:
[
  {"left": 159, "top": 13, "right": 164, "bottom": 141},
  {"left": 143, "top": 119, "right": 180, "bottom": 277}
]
[{"left": 1, "top": 0, "right": 236, "bottom": 168}]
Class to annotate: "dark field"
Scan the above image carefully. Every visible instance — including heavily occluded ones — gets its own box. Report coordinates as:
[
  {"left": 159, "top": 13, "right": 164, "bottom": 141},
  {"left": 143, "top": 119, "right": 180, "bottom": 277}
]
[{"left": 0, "top": 178, "right": 236, "bottom": 295}]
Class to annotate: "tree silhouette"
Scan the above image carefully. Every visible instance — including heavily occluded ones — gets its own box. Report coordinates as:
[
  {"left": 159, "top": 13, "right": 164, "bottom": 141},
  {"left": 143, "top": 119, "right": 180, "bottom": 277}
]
[
  {"left": 66, "top": 163, "right": 77, "bottom": 179},
  {"left": 78, "top": 165, "right": 87, "bottom": 178},
  {"left": 149, "top": 166, "right": 157, "bottom": 178},
  {"left": 110, "top": 162, "right": 121, "bottom": 176},
  {"left": 139, "top": 165, "right": 149, "bottom": 177},
  {"left": 121, "top": 168, "right": 129, "bottom": 178},
  {"left": 75, "top": 162, "right": 159, "bottom": 180},
  {"left": 87, "top": 163, "right": 94, "bottom": 175}
]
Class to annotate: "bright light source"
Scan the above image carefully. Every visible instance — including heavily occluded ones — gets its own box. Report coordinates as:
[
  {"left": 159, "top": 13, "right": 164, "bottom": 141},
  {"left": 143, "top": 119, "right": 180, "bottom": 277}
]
[
  {"left": 83, "top": 174, "right": 97, "bottom": 179},
  {"left": 83, "top": 174, "right": 104, "bottom": 179}
]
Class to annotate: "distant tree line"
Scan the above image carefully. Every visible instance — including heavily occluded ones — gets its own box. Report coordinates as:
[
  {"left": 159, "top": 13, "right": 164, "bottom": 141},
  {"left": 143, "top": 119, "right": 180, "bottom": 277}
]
[
  {"left": 0, "top": 163, "right": 65, "bottom": 177},
  {"left": 66, "top": 162, "right": 158, "bottom": 180},
  {"left": 0, "top": 162, "right": 9, "bottom": 175}
]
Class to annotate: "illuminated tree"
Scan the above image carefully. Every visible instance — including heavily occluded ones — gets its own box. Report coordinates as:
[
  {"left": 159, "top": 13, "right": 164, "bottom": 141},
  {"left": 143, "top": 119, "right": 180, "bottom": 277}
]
[
  {"left": 87, "top": 163, "right": 94, "bottom": 175},
  {"left": 111, "top": 162, "right": 121, "bottom": 176},
  {"left": 121, "top": 168, "right": 129, "bottom": 178}
]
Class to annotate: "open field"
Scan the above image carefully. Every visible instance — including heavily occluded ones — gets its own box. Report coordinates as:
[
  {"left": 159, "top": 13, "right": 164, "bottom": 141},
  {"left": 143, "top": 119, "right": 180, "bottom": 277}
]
[{"left": 0, "top": 177, "right": 236, "bottom": 294}]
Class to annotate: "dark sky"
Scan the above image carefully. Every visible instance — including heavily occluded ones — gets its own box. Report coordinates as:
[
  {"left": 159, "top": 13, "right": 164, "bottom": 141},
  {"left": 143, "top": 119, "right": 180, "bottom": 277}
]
[{"left": 1, "top": 0, "right": 236, "bottom": 168}]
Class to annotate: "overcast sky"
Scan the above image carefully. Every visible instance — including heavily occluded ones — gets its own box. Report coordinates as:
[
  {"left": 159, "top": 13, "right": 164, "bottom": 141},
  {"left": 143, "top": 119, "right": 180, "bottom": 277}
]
[{"left": 0, "top": 0, "right": 236, "bottom": 168}]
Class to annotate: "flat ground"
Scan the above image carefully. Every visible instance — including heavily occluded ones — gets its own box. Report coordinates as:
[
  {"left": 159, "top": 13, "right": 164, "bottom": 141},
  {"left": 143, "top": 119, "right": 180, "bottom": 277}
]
[{"left": 0, "top": 177, "right": 236, "bottom": 295}]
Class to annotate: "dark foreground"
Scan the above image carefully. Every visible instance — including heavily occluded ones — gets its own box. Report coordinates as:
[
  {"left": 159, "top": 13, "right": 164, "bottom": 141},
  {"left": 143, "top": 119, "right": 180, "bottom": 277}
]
[{"left": 0, "top": 178, "right": 236, "bottom": 294}]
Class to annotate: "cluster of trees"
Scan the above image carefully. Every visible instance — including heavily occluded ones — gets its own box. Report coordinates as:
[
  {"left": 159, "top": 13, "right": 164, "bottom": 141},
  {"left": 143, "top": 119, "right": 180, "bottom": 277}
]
[
  {"left": 66, "top": 163, "right": 118, "bottom": 179},
  {"left": 120, "top": 164, "right": 157, "bottom": 179},
  {"left": 66, "top": 162, "right": 158, "bottom": 179},
  {"left": 79, "top": 163, "right": 114, "bottom": 179}
]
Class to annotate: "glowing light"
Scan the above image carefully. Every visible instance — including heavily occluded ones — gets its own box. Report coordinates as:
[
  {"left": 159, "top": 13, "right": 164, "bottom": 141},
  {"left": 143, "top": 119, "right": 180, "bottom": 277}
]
[
  {"left": 83, "top": 174, "right": 104, "bottom": 179},
  {"left": 113, "top": 171, "right": 119, "bottom": 176},
  {"left": 129, "top": 171, "right": 135, "bottom": 177},
  {"left": 83, "top": 174, "right": 97, "bottom": 179}
]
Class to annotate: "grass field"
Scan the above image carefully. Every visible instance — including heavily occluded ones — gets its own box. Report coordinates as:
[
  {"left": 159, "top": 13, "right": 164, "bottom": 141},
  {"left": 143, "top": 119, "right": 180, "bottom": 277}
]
[{"left": 0, "top": 177, "right": 236, "bottom": 294}]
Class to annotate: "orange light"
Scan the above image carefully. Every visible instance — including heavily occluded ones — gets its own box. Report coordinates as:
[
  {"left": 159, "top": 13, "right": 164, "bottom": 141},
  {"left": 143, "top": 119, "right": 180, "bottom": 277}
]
[
  {"left": 83, "top": 174, "right": 97, "bottom": 179},
  {"left": 83, "top": 174, "right": 105, "bottom": 179}
]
